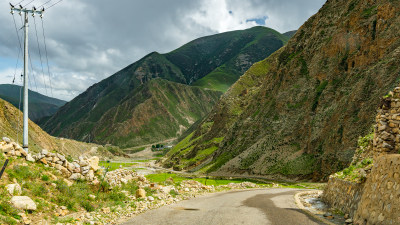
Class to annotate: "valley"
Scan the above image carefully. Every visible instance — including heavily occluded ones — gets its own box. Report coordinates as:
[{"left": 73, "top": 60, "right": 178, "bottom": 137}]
[{"left": 0, "top": 0, "right": 399, "bottom": 224}]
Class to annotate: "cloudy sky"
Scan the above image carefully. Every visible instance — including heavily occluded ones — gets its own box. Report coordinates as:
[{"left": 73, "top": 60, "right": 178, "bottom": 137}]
[{"left": 0, "top": 0, "right": 325, "bottom": 101}]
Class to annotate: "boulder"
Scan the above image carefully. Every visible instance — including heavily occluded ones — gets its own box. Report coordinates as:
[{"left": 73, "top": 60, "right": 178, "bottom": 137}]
[
  {"left": 69, "top": 173, "right": 83, "bottom": 180},
  {"left": 136, "top": 188, "right": 146, "bottom": 198},
  {"left": 2, "top": 137, "right": 11, "bottom": 143},
  {"left": 41, "top": 149, "right": 48, "bottom": 156},
  {"left": 26, "top": 154, "right": 35, "bottom": 162},
  {"left": 56, "top": 153, "right": 66, "bottom": 162},
  {"left": 87, "top": 170, "right": 94, "bottom": 181},
  {"left": 88, "top": 156, "right": 99, "bottom": 171},
  {"left": 52, "top": 157, "right": 60, "bottom": 163},
  {"left": 11, "top": 196, "right": 37, "bottom": 211},
  {"left": 63, "top": 178, "right": 73, "bottom": 187},
  {"left": 15, "top": 150, "right": 21, "bottom": 157},
  {"left": 1, "top": 144, "right": 14, "bottom": 153},
  {"left": 6, "top": 183, "right": 21, "bottom": 195},
  {"left": 72, "top": 162, "right": 80, "bottom": 168},
  {"left": 19, "top": 149, "right": 28, "bottom": 157},
  {"left": 39, "top": 158, "right": 48, "bottom": 165}
]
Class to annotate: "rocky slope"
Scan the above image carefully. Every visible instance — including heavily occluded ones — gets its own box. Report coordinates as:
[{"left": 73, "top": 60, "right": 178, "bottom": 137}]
[
  {"left": 40, "top": 26, "right": 289, "bottom": 148},
  {"left": 0, "top": 97, "right": 98, "bottom": 157},
  {"left": 0, "top": 84, "right": 66, "bottom": 122},
  {"left": 163, "top": 0, "right": 400, "bottom": 180}
]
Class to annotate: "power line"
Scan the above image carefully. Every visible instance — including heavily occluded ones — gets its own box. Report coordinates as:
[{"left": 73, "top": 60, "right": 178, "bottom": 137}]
[
  {"left": 23, "top": 0, "right": 36, "bottom": 8},
  {"left": 11, "top": 14, "right": 24, "bottom": 84},
  {"left": 14, "top": 0, "right": 27, "bottom": 6},
  {"left": 39, "top": 0, "right": 53, "bottom": 8},
  {"left": 46, "top": 0, "right": 63, "bottom": 10},
  {"left": 33, "top": 15, "right": 48, "bottom": 95},
  {"left": 40, "top": 17, "right": 53, "bottom": 97}
]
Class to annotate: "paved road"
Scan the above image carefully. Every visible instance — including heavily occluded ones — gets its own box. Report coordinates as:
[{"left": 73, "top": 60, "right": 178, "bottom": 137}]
[{"left": 121, "top": 189, "right": 324, "bottom": 225}]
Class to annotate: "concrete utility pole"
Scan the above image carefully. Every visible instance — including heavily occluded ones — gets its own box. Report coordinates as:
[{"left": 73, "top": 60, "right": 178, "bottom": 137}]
[{"left": 10, "top": 4, "right": 44, "bottom": 153}]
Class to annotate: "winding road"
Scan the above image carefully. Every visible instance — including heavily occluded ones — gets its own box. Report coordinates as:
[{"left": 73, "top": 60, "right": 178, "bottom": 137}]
[{"left": 121, "top": 188, "right": 324, "bottom": 225}]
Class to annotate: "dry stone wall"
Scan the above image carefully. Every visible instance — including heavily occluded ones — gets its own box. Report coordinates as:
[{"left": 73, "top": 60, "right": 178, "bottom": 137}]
[
  {"left": 0, "top": 136, "right": 100, "bottom": 183},
  {"left": 322, "top": 178, "right": 364, "bottom": 218},
  {"left": 353, "top": 155, "right": 400, "bottom": 224},
  {"left": 323, "top": 85, "right": 400, "bottom": 224}
]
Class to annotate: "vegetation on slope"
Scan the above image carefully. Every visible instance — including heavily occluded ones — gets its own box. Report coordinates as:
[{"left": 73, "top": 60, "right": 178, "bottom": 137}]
[
  {"left": 40, "top": 26, "right": 288, "bottom": 148},
  {"left": 164, "top": 0, "right": 400, "bottom": 181},
  {"left": 0, "top": 98, "right": 98, "bottom": 157},
  {"left": 0, "top": 84, "right": 66, "bottom": 122}
]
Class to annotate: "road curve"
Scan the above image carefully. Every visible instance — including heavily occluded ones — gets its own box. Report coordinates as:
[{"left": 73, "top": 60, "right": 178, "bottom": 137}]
[{"left": 120, "top": 188, "right": 324, "bottom": 225}]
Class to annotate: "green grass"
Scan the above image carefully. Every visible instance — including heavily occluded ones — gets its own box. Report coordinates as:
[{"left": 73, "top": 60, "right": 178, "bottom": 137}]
[{"left": 99, "top": 161, "right": 138, "bottom": 171}]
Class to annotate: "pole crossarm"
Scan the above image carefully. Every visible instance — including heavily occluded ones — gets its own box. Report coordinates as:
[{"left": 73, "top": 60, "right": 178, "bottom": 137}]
[{"left": 10, "top": 4, "right": 45, "bottom": 17}]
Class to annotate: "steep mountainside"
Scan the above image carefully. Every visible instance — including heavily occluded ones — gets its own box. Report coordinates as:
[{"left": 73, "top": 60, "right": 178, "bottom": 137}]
[
  {"left": 40, "top": 26, "right": 288, "bottom": 147},
  {"left": 0, "top": 84, "right": 66, "bottom": 122},
  {"left": 56, "top": 79, "right": 221, "bottom": 148},
  {"left": 0, "top": 98, "right": 98, "bottom": 157},
  {"left": 163, "top": 0, "right": 400, "bottom": 181}
]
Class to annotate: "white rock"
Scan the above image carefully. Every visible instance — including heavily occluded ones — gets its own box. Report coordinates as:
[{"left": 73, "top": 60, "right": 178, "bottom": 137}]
[
  {"left": 72, "top": 162, "right": 81, "bottom": 168},
  {"left": 6, "top": 183, "right": 21, "bottom": 195},
  {"left": 11, "top": 196, "right": 37, "bottom": 210},
  {"left": 88, "top": 170, "right": 94, "bottom": 181},
  {"left": 88, "top": 156, "right": 99, "bottom": 171},
  {"left": 121, "top": 178, "right": 128, "bottom": 184},
  {"left": 69, "top": 173, "right": 83, "bottom": 180},
  {"left": 148, "top": 196, "right": 154, "bottom": 201},
  {"left": 41, "top": 149, "right": 49, "bottom": 156},
  {"left": 26, "top": 154, "right": 35, "bottom": 162},
  {"left": 56, "top": 153, "right": 66, "bottom": 162},
  {"left": 2, "top": 137, "right": 11, "bottom": 143}
]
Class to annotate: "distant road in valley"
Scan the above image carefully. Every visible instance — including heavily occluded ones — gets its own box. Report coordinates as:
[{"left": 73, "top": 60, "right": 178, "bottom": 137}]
[{"left": 120, "top": 189, "right": 325, "bottom": 225}]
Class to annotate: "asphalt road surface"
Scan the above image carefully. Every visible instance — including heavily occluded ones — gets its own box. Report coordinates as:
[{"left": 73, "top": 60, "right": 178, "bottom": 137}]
[{"left": 121, "top": 188, "right": 325, "bottom": 225}]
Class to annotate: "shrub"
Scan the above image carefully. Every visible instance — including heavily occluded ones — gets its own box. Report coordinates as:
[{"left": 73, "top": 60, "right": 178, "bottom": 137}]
[{"left": 41, "top": 175, "right": 50, "bottom": 181}]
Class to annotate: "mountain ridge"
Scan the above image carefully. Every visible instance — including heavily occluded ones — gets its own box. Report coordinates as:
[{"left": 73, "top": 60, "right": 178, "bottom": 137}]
[
  {"left": 40, "top": 26, "right": 289, "bottom": 147},
  {"left": 0, "top": 84, "right": 66, "bottom": 122},
  {"left": 163, "top": 0, "right": 400, "bottom": 180}
]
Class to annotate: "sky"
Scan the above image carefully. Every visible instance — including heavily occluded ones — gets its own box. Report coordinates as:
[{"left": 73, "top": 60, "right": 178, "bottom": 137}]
[{"left": 0, "top": 0, "right": 326, "bottom": 101}]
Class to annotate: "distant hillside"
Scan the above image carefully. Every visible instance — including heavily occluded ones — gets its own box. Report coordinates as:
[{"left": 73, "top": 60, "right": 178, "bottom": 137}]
[
  {"left": 0, "top": 98, "right": 98, "bottom": 157},
  {"left": 163, "top": 0, "right": 400, "bottom": 181},
  {"left": 40, "top": 26, "right": 288, "bottom": 148},
  {"left": 0, "top": 84, "right": 66, "bottom": 122},
  {"left": 282, "top": 30, "right": 297, "bottom": 39}
]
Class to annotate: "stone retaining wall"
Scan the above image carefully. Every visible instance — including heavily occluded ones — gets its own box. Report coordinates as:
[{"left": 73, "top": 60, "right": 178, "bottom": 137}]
[
  {"left": 353, "top": 154, "right": 400, "bottom": 225},
  {"left": 322, "top": 177, "right": 364, "bottom": 217}
]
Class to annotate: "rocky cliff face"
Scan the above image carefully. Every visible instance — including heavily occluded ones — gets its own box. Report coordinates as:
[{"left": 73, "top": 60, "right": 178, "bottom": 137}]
[{"left": 164, "top": 0, "right": 400, "bottom": 180}]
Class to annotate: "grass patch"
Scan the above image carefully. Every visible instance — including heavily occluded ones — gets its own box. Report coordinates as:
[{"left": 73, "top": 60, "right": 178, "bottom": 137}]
[{"left": 99, "top": 161, "right": 138, "bottom": 171}]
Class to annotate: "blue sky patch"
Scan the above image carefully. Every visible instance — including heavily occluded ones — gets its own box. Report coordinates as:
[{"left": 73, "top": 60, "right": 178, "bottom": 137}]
[{"left": 246, "top": 16, "right": 268, "bottom": 26}]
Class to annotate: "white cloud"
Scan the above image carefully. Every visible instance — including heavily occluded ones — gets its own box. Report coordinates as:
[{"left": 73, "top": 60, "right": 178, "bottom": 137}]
[{"left": 0, "top": 0, "right": 325, "bottom": 101}]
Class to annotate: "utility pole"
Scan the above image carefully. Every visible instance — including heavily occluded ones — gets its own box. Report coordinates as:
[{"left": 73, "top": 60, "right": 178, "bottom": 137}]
[{"left": 10, "top": 4, "right": 44, "bottom": 153}]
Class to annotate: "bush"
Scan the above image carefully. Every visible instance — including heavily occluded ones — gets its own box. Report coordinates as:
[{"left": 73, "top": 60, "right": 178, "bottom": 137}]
[
  {"left": 41, "top": 175, "right": 50, "bottom": 181},
  {"left": 79, "top": 200, "right": 94, "bottom": 212}
]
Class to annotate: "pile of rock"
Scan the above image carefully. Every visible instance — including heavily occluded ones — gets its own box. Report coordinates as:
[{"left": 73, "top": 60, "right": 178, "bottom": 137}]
[
  {"left": 222, "top": 182, "right": 257, "bottom": 189},
  {"left": 0, "top": 137, "right": 35, "bottom": 162},
  {"left": 105, "top": 169, "right": 148, "bottom": 187},
  {"left": 36, "top": 149, "right": 100, "bottom": 182},
  {"left": 0, "top": 136, "right": 100, "bottom": 182}
]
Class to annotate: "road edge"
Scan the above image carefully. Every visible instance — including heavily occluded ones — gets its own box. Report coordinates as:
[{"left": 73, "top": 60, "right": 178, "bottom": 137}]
[{"left": 293, "top": 190, "right": 336, "bottom": 225}]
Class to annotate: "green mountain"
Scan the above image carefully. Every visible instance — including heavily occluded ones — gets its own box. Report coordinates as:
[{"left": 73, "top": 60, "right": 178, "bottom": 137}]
[
  {"left": 40, "top": 26, "right": 289, "bottom": 147},
  {"left": 0, "top": 84, "right": 66, "bottom": 122},
  {"left": 163, "top": 0, "right": 400, "bottom": 181}
]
